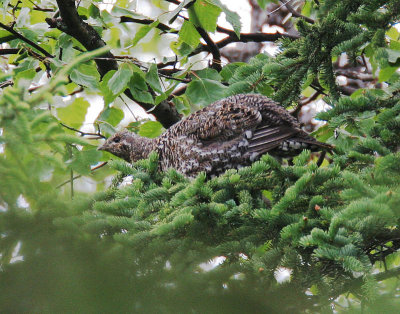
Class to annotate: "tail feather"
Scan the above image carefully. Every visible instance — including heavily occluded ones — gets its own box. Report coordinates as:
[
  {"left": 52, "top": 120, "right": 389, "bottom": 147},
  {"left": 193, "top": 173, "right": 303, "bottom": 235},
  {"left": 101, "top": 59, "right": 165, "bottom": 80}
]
[{"left": 247, "top": 125, "right": 332, "bottom": 156}]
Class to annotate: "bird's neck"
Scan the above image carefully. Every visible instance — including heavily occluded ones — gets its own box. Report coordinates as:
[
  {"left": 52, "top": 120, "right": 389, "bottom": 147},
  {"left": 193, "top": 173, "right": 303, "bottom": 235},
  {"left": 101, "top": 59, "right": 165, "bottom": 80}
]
[{"left": 136, "top": 136, "right": 156, "bottom": 160}]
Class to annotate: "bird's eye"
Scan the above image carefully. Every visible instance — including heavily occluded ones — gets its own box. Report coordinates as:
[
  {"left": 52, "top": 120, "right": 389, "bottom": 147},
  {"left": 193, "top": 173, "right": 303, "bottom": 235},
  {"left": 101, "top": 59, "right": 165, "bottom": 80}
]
[{"left": 113, "top": 136, "right": 120, "bottom": 143}]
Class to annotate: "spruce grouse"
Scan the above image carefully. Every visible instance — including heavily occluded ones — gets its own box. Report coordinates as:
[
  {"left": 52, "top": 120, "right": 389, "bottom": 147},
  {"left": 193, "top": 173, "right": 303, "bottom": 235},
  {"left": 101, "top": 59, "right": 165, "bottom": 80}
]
[{"left": 98, "top": 94, "right": 331, "bottom": 177}]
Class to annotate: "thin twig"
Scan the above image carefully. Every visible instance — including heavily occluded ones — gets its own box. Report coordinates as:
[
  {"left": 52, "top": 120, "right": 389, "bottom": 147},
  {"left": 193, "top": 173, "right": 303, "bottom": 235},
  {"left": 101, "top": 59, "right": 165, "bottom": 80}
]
[
  {"left": 56, "top": 162, "right": 108, "bottom": 189},
  {"left": 60, "top": 122, "right": 106, "bottom": 139},
  {"left": 268, "top": 0, "right": 294, "bottom": 16},
  {"left": 195, "top": 26, "right": 222, "bottom": 71},
  {"left": 283, "top": 2, "right": 315, "bottom": 24}
]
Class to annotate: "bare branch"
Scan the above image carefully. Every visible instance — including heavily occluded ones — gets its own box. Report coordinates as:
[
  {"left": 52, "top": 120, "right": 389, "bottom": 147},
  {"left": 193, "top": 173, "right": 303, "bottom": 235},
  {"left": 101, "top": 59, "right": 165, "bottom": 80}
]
[
  {"left": 0, "top": 21, "right": 53, "bottom": 58},
  {"left": 60, "top": 122, "right": 106, "bottom": 139},
  {"left": 282, "top": 2, "right": 315, "bottom": 24}
]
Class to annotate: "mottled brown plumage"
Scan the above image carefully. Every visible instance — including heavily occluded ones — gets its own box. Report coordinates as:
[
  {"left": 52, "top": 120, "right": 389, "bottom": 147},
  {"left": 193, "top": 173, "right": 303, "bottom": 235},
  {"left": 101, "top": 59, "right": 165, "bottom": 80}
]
[{"left": 98, "top": 94, "right": 331, "bottom": 177}]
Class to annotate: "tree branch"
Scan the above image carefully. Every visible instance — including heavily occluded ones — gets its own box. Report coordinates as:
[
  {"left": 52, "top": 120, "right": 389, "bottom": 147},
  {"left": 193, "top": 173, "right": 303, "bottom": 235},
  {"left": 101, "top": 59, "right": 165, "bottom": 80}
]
[
  {"left": 46, "top": 0, "right": 181, "bottom": 128},
  {"left": 0, "top": 22, "right": 53, "bottom": 58},
  {"left": 60, "top": 122, "right": 106, "bottom": 139},
  {"left": 282, "top": 2, "right": 315, "bottom": 24},
  {"left": 120, "top": 16, "right": 177, "bottom": 33},
  {"left": 195, "top": 26, "right": 222, "bottom": 71}
]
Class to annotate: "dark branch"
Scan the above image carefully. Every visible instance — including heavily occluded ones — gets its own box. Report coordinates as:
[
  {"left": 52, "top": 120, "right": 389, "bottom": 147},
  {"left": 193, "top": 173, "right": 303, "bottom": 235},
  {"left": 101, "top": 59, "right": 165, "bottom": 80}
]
[
  {"left": 0, "top": 22, "right": 53, "bottom": 58},
  {"left": 283, "top": 2, "right": 315, "bottom": 24},
  {"left": 0, "top": 48, "right": 22, "bottom": 55},
  {"left": 60, "top": 122, "right": 106, "bottom": 139},
  {"left": 8, "top": 2, "right": 54, "bottom": 12},
  {"left": 120, "top": 16, "right": 177, "bottom": 33},
  {"left": 195, "top": 26, "right": 222, "bottom": 71}
]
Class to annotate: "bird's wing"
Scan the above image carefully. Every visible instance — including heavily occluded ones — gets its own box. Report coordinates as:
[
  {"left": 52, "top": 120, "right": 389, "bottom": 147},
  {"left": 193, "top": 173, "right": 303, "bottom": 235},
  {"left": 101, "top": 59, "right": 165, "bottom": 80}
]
[
  {"left": 180, "top": 102, "right": 263, "bottom": 141},
  {"left": 247, "top": 125, "right": 300, "bottom": 153}
]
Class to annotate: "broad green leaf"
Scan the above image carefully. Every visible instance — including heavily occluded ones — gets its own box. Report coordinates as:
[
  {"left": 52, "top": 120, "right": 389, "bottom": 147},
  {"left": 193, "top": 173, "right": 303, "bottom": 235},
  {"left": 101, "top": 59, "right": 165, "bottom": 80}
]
[
  {"left": 15, "top": 68, "right": 36, "bottom": 85},
  {"left": 131, "top": 89, "right": 154, "bottom": 104},
  {"left": 131, "top": 20, "right": 159, "bottom": 48},
  {"left": 145, "top": 63, "right": 162, "bottom": 93},
  {"left": 190, "top": 0, "right": 221, "bottom": 33},
  {"left": 129, "top": 72, "right": 148, "bottom": 91},
  {"left": 256, "top": 0, "right": 268, "bottom": 9},
  {"left": 178, "top": 20, "right": 201, "bottom": 48},
  {"left": 98, "top": 106, "right": 124, "bottom": 127},
  {"left": 155, "top": 93, "right": 167, "bottom": 105},
  {"left": 379, "top": 65, "right": 398, "bottom": 82},
  {"left": 100, "top": 70, "right": 118, "bottom": 105},
  {"left": 57, "top": 97, "right": 90, "bottom": 129},
  {"left": 390, "top": 40, "right": 400, "bottom": 51},
  {"left": 70, "top": 64, "right": 100, "bottom": 90},
  {"left": 186, "top": 78, "right": 227, "bottom": 107},
  {"left": 387, "top": 27, "right": 399, "bottom": 40},
  {"left": 166, "top": 0, "right": 196, "bottom": 24},
  {"left": 301, "top": 1, "right": 312, "bottom": 17},
  {"left": 192, "top": 68, "right": 222, "bottom": 80},
  {"left": 211, "top": 0, "right": 241, "bottom": 37},
  {"left": 386, "top": 48, "right": 400, "bottom": 63},
  {"left": 138, "top": 121, "right": 163, "bottom": 138},
  {"left": 172, "top": 95, "right": 191, "bottom": 115},
  {"left": 68, "top": 148, "right": 102, "bottom": 175},
  {"left": 108, "top": 63, "right": 133, "bottom": 96},
  {"left": 88, "top": 4, "right": 101, "bottom": 18},
  {"left": 111, "top": 6, "right": 144, "bottom": 18}
]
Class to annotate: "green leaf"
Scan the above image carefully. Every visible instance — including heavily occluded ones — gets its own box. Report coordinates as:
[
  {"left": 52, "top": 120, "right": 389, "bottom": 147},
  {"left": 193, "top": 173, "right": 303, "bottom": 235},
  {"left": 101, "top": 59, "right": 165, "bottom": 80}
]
[
  {"left": 172, "top": 95, "right": 191, "bottom": 115},
  {"left": 88, "top": 4, "right": 100, "bottom": 19},
  {"left": 111, "top": 7, "right": 148, "bottom": 18},
  {"left": 129, "top": 72, "right": 148, "bottom": 91},
  {"left": 178, "top": 20, "right": 201, "bottom": 48},
  {"left": 98, "top": 106, "right": 124, "bottom": 127},
  {"left": 68, "top": 148, "right": 102, "bottom": 175},
  {"left": 387, "top": 27, "right": 399, "bottom": 40},
  {"left": 100, "top": 70, "right": 118, "bottom": 105},
  {"left": 57, "top": 98, "right": 90, "bottom": 128},
  {"left": 132, "top": 89, "right": 154, "bottom": 104},
  {"left": 211, "top": 0, "right": 241, "bottom": 37},
  {"left": 190, "top": 0, "right": 221, "bottom": 32},
  {"left": 131, "top": 20, "right": 159, "bottom": 47},
  {"left": 70, "top": 64, "right": 100, "bottom": 90},
  {"left": 386, "top": 48, "right": 400, "bottom": 63},
  {"left": 145, "top": 63, "right": 163, "bottom": 93},
  {"left": 379, "top": 65, "right": 398, "bottom": 82},
  {"left": 166, "top": 0, "right": 196, "bottom": 24},
  {"left": 108, "top": 63, "right": 133, "bottom": 96},
  {"left": 192, "top": 68, "right": 222, "bottom": 80},
  {"left": 138, "top": 121, "right": 163, "bottom": 138},
  {"left": 256, "top": 0, "right": 269, "bottom": 9},
  {"left": 186, "top": 78, "right": 227, "bottom": 107},
  {"left": 15, "top": 68, "right": 36, "bottom": 85}
]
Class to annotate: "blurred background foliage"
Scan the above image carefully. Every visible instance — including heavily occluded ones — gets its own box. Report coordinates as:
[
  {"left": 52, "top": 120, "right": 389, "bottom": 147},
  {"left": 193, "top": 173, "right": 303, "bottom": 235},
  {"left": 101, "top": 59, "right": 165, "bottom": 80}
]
[{"left": 1, "top": 0, "right": 400, "bottom": 312}]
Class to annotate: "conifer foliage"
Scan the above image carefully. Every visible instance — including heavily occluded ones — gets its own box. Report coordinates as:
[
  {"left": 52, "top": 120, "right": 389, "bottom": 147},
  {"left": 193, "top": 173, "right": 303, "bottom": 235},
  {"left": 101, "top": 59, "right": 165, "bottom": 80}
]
[{"left": 1, "top": 0, "right": 400, "bottom": 312}]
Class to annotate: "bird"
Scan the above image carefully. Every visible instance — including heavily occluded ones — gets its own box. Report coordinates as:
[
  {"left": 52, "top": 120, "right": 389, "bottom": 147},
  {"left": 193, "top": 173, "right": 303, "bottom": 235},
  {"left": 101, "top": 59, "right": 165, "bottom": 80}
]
[{"left": 98, "top": 94, "right": 331, "bottom": 177}]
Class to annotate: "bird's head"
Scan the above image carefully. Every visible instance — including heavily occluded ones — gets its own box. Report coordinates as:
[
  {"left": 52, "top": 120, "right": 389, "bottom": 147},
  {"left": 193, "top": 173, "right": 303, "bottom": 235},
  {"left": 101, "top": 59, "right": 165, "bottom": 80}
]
[{"left": 98, "top": 130, "right": 151, "bottom": 162}]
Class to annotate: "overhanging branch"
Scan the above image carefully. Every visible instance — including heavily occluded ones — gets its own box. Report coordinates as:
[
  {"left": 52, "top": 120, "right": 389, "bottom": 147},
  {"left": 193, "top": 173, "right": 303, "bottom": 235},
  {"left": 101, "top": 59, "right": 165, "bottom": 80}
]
[{"left": 46, "top": 0, "right": 181, "bottom": 128}]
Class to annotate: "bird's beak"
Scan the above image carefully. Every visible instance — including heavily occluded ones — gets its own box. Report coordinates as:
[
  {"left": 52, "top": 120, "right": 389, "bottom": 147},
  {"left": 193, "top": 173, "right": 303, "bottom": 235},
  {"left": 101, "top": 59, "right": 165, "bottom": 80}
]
[{"left": 97, "top": 143, "right": 107, "bottom": 151}]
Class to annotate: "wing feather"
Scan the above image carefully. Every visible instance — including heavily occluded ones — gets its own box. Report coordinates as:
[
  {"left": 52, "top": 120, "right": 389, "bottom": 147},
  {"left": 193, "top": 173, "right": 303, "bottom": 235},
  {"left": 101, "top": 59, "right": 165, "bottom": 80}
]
[{"left": 248, "top": 125, "right": 299, "bottom": 153}]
